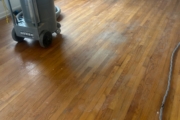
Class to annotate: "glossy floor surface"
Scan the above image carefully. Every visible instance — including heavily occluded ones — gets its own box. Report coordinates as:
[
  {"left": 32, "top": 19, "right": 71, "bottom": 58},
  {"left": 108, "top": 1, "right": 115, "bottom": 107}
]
[{"left": 0, "top": 0, "right": 180, "bottom": 119}]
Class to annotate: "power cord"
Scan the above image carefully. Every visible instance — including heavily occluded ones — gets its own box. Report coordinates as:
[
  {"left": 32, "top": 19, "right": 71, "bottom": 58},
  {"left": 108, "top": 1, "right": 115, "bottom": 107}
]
[{"left": 159, "top": 42, "right": 180, "bottom": 120}]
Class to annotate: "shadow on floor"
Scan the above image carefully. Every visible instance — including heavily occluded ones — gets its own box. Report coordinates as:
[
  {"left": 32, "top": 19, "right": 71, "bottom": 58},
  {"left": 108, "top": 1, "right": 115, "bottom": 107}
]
[
  {"left": 57, "top": 14, "right": 65, "bottom": 22},
  {"left": 13, "top": 34, "right": 75, "bottom": 81}
]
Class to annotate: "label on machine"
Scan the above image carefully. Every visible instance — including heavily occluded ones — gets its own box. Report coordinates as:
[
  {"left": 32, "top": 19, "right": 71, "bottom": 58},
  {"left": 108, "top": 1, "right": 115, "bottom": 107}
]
[{"left": 20, "top": 32, "right": 34, "bottom": 37}]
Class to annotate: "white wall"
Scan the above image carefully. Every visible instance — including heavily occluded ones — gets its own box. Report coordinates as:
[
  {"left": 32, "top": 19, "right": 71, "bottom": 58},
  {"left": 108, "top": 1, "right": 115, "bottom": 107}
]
[{"left": 0, "top": 0, "right": 21, "bottom": 19}]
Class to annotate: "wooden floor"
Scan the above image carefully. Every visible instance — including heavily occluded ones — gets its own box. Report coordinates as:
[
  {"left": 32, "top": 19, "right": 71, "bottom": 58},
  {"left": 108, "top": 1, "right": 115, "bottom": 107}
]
[{"left": 0, "top": 0, "right": 180, "bottom": 119}]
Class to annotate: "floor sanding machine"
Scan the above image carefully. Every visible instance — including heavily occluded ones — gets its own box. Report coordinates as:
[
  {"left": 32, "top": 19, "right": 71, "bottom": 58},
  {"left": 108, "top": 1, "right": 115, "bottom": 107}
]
[{"left": 6, "top": 0, "right": 61, "bottom": 47}]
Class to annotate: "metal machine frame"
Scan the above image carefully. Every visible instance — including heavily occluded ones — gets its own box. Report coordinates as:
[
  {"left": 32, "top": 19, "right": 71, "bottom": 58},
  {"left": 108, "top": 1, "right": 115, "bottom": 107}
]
[{"left": 7, "top": 0, "right": 61, "bottom": 48}]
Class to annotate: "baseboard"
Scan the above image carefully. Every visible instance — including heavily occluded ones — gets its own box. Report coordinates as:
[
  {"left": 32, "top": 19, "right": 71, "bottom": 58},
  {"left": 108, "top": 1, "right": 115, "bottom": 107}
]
[{"left": 0, "top": 6, "right": 21, "bottom": 20}]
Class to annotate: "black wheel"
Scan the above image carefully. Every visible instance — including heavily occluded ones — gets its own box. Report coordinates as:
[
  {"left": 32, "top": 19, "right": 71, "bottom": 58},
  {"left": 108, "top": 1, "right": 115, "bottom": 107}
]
[
  {"left": 39, "top": 31, "right": 53, "bottom": 48},
  {"left": 12, "top": 28, "right": 24, "bottom": 42},
  {"left": 57, "top": 23, "right": 61, "bottom": 28}
]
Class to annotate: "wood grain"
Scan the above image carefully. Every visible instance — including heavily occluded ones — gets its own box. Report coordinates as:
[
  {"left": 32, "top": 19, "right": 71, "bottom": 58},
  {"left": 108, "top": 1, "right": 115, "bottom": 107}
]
[{"left": 0, "top": 0, "right": 180, "bottom": 119}]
